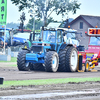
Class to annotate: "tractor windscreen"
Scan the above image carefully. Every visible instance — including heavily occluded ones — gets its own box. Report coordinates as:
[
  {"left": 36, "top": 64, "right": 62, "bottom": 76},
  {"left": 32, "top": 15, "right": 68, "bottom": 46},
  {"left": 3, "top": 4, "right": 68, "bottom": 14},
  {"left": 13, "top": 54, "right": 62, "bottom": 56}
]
[
  {"left": 42, "top": 30, "right": 56, "bottom": 43},
  {"left": 89, "top": 37, "right": 100, "bottom": 45},
  {"left": 66, "top": 33, "right": 76, "bottom": 39}
]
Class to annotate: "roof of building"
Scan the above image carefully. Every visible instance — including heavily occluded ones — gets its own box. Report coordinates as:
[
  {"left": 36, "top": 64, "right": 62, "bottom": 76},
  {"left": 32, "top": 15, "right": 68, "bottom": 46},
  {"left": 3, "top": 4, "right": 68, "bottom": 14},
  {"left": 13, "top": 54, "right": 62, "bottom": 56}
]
[{"left": 69, "top": 15, "right": 100, "bottom": 28}]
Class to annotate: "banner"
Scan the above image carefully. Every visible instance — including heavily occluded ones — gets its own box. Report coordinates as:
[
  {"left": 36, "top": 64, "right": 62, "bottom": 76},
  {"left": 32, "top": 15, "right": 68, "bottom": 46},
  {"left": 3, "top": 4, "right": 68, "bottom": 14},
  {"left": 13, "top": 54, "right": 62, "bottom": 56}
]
[{"left": 0, "top": 0, "right": 7, "bottom": 25}]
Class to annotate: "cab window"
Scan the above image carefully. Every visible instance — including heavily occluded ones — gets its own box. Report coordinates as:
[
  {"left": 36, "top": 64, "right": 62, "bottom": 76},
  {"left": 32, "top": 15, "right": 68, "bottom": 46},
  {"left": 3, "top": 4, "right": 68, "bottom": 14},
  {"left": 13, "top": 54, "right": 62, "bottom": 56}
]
[{"left": 57, "top": 31, "right": 62, "bottom": 43}]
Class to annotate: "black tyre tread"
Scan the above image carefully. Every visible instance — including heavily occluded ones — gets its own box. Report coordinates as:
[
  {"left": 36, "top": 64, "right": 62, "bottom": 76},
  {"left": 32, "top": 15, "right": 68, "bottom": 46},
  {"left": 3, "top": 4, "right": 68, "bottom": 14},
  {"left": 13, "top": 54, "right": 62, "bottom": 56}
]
[
  {"left": 66, "top": 46, "right": 78, "bottom": 72},
  {"left": 58, "top": 47, "right": 69, "bottom": 72},
  {"left": 29, "top": 63, "right": 34, "bottom": 70},
  {"left": 17, "top": 50, "right": 30, "bottom": 71},
  {"left": 45, "top": 51, "right": 59, "bottom": 72},
  {"left": 33, "top": 63, "right": 45, "bottom": 71}
]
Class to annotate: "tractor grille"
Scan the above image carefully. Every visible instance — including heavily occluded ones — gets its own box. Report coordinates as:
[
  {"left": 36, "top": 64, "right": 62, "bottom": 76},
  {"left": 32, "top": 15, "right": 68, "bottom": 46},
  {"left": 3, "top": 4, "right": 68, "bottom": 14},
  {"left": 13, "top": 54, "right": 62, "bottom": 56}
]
[
  {"left": 26, "top": 54, "right": 36, "bottom": 58},
  {"left": 31, "top": 45, "right": 43, "bottom": 53}
]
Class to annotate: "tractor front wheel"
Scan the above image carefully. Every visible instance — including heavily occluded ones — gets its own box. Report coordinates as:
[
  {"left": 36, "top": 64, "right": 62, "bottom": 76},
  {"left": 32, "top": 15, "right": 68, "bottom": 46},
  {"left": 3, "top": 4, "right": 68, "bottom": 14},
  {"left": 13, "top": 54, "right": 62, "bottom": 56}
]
[
  {"left": 44, "top": 51, "right": 59, "bottom": 72},
  {"left": 33, "top": 63, "right": 45, "bottom": 71},
  {"left": 30, "top": 63, "right": 34, "bottom": 70},
  {"left": 17, "top": 50, "right": 31, "bottom": 71}
]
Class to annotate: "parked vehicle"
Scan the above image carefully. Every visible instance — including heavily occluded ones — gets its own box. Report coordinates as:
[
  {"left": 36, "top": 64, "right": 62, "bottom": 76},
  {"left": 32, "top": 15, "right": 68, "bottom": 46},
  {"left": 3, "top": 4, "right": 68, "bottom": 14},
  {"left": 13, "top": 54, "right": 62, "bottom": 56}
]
[
  {"left": 0, "top": 28, "right": 33, "bottom": 48},
  {"left": 13, "top": 29, "right": 32, "bottom": 46},
  {"left": 78, "top": 28, "right": 100, "bottom": 71},
  {"left": 0, "top": 28, "right": 11, "bottom": 48}
]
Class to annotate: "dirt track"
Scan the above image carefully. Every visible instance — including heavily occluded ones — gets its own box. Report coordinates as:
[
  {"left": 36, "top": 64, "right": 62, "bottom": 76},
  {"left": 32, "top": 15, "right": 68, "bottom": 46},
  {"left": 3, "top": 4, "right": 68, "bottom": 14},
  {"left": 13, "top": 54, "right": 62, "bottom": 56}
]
[
  {"left": 0, "top": 62, "right": 100, "bottom": 100},
  {"left": 0, "top": 62, "right": 100, "bottom": 81}
]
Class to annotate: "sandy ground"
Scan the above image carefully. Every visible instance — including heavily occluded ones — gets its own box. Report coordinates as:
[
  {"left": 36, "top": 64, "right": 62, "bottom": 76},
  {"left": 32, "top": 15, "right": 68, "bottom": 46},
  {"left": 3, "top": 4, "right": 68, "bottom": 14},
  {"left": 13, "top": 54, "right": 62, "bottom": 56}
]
[{"left": 0, "top": 62, "right": 100, "bottom": 100}]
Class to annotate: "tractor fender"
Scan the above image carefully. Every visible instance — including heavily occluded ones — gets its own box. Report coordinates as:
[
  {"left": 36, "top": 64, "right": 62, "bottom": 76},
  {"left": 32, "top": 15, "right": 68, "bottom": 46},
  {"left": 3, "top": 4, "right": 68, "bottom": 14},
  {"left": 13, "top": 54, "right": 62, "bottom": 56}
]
[{"left": 59, "top": 43, "right": 73, "bottom": 50}]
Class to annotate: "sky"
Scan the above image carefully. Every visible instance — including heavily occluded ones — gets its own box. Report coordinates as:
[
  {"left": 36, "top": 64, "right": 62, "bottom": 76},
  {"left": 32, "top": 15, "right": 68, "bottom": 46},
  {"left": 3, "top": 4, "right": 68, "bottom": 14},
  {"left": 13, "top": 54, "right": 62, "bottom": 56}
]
[{"left": 7, "top": 0, "right": 100, "bottom": 25}]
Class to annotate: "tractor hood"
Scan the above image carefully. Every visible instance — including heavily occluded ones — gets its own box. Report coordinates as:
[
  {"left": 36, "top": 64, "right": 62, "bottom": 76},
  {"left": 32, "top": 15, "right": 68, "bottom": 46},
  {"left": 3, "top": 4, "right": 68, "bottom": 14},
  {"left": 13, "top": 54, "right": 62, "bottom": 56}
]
[
  {"left": 13, "top": 37, "right": 27, "bottom": 43},
  {"left": 31, "top": 41, "right": 51, "bottom": 54}
]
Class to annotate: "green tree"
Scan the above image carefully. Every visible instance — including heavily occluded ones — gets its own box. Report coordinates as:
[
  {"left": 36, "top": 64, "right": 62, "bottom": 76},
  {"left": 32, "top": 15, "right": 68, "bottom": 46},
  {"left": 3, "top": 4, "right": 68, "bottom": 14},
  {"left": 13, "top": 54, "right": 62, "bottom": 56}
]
[
  {"left": 26, "top": 17, "right": 56, "bottom": 30},
  {"left": 11, "top": 0, "right": 81, "bottom": 26},
  {"left": 26, "top": 19, "right": 43, "bottom": 30},
  {"left": 19, "top": 12, "right": 26, "bottom": 31}
]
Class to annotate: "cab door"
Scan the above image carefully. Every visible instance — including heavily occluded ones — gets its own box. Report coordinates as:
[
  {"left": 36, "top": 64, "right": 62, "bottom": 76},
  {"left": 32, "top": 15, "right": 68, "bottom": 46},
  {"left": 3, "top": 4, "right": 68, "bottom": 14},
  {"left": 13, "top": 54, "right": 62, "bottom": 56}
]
[{"left": 56, "top": 30, "right": 62, "bottom": 52}]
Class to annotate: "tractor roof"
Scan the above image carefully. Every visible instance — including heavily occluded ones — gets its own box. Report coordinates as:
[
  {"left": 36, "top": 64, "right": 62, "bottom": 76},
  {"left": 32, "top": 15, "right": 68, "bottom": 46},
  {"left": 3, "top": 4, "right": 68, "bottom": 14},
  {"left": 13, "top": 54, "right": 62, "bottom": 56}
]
[
  {"left": 57, "top": 28, "right": 77, "bottom": 32},
  {"left": 43, "top": 27, "right": 77, "bottom": 32}
]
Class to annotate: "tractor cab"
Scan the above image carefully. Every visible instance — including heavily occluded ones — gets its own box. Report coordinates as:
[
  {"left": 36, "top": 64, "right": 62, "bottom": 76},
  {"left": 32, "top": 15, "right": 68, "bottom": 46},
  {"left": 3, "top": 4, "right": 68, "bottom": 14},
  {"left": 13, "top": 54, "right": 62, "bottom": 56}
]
[
  {"left": 30, "top": 27, "right": 65, "bottom": 54},
  {"left": 62, "top": 28, "right": 79, "bottom": 47},
  {"left": 34, "top": 30, "right": 41, "bottom": 41}
]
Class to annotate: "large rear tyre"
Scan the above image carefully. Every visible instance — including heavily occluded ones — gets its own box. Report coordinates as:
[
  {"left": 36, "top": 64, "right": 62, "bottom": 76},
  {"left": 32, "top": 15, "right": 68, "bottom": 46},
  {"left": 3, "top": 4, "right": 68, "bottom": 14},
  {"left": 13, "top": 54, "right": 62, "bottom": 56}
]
[
  {"left": 33, "top": 63, "right": 45, "bottom": 71},
  {"left": 66, "top": 46, "right": 78, "bottom": 72},
  {"left": 17, "top": 50, "right": 30, "bottom": 71},
  {"left": 58, "top": 47, "right": 69, "bottom": 72},
  {"left": 44, "top": 51, "right": 59, "bottom": 72}
]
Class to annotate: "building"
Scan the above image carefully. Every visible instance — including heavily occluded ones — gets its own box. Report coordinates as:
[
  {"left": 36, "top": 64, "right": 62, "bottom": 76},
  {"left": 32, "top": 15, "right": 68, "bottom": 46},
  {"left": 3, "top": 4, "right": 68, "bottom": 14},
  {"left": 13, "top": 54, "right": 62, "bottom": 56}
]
[{"left": 65, "top": 15, "right": 100, "bottom": 48}]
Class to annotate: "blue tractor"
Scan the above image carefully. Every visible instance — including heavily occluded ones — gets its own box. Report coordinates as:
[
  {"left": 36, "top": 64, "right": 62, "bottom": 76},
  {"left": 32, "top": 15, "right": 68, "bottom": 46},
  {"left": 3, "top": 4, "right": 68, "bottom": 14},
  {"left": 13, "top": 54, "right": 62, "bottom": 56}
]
[
  {"left": 0, "top": 28, "right": 12, "bottom": 48},
  {"left": 13, "top": 29, "right": 32, "bottom": 46},
  {"left": 0, "top": 28, "right": 32, "bottom": 48},
  {"left": 17, "top": 27, "right": 78, "bottom": 72}
]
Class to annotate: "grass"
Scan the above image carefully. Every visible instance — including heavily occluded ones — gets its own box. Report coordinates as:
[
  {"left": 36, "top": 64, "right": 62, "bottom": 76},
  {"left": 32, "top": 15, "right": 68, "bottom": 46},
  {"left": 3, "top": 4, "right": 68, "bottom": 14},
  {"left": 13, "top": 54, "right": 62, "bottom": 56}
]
[
  {"left": 0, "top": 57, "right": 17, "bottom": 62},
  {"left": 0, "top": 77, "right": 100, "bottom": 88}
]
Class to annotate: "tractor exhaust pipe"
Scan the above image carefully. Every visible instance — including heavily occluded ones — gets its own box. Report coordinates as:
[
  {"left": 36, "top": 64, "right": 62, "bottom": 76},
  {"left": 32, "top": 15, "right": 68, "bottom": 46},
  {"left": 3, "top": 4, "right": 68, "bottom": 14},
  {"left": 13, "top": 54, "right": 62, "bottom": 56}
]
[{"left": 39, "top": 26, "right": 44, "bottom": 41}]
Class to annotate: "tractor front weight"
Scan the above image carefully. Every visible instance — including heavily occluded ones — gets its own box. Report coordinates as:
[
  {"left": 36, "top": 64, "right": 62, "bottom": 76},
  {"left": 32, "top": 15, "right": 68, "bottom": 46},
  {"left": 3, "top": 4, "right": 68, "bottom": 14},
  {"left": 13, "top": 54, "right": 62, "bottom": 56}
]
[{"left": 26, "top": 53, "right": 45, "bottom": 64}]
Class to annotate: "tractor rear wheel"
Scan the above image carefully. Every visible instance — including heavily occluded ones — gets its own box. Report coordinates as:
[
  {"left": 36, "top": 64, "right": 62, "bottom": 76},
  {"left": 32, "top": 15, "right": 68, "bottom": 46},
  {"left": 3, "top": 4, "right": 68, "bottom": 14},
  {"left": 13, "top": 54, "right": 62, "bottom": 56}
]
[
  {"left": 66, "top": 46, "right": 78, "bottom": 72},
  {"left": 33, "top": 63, "right": 45, "bottom": 71},
  {"left": 44, "top": 51, "right": 59, "bottom": 72},
  {"left": 58, "top": 47, "right": 69, "bottom": 72},
  {"left": 17, "top": 50, "right": 31, "bottom": 71}
]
